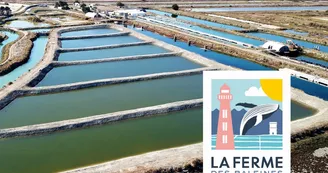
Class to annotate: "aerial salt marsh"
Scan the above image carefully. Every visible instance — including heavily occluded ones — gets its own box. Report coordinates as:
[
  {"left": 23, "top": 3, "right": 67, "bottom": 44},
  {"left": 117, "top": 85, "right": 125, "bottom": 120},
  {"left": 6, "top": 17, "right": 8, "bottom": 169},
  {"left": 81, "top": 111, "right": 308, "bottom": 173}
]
[
  {"left": 190, "top": 6, "right": 328, "bottom": 12},
  {"left": 0, "top": 108, "right": 202, "bottom": 173},
  {"left": 130, "top": 27, "right": 328, "bottom": 101},
  {"left": 0, "top": 75, "right": 202, "bottom": 128},
  {"left": 60, "top": 35, "right": 143, "bottom": 48},
  {"left": 0, "top": 31, "right": 19, "bottom": 61},
  {"left": 61, "top": 28, "right": 119, "bottom": 37},
  {"left": 57, "top": 44, "right": 169, "bottom": 61},
  {"left": 0, "top": 37, "right": 48, "bottom": 88},
  {"left": 37, "top": 56, "right": 202, "bottom": 86}
]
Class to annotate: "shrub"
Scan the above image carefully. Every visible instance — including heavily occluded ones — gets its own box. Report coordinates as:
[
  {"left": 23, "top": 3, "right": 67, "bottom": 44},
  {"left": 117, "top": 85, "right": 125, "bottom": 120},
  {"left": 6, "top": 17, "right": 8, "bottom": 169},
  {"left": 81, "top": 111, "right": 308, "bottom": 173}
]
[
  {"left": 171, "top": 14, "right": 178, "bottom": 18},
  {"left": 172, "top": 4, "right": 179, "bottom": 11},
  {"left": 116, "top": 2, "right": 124, "bottom": 7}
]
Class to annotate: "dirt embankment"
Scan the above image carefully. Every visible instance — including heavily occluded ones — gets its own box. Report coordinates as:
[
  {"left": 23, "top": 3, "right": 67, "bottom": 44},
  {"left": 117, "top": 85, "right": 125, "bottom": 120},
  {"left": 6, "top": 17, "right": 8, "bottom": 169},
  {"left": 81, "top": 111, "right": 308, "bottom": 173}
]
[
  {"left": 292, "top": 133, "right": 328, "bottom": 172},
  {"left": 214, "top": 11, "right": 328, "bottom": 45},
  {"left": 0, "top": 31, "right": 37, "bottom": 76},
  {"left": 156, "top": 8, "right": 253, "bottom": 29},
  {"left": 130, "top": 20, "right": 328, "bottom": 79}
]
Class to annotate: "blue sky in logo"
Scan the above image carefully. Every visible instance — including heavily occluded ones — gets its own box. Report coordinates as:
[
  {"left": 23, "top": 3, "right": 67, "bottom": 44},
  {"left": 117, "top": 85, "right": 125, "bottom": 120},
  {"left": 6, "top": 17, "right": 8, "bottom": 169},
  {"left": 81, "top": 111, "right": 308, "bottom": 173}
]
[{"left": 211, "top": 79, "right": 282, "bottom": 111}]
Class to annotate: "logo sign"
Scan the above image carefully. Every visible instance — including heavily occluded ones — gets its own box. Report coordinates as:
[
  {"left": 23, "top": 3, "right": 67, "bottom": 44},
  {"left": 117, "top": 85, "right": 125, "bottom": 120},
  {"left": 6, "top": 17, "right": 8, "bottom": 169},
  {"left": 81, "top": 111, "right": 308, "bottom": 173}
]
[{"left": 203, "top": 71, "right": 291, "bottom": 173}]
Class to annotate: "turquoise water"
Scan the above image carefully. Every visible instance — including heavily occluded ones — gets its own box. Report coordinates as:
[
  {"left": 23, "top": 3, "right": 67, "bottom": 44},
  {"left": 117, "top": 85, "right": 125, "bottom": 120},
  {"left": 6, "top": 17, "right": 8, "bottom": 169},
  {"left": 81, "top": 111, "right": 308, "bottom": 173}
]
[
  {"left": 212, "top": 135, "right": 282, "bottom": 150},
  {"left": 285, "top": 29, "right": 308, "bottom": 36},
  {"left": 37, "top": 56, "right": 202, "bottom": 86},
  {"left": 0, "top": 108, "right": 202, "bottom": 173},
  {"left": 148, "top": 10, "right": 243, "bottom": 30},
  {"left": 0, "top": 37, "right": 48, "bottom": 88},
  {"left": 296, "top": 55, "right": 328, "bottom": 68},
  {"left": 0, "top": 75, "right": 202, "bottom": 128},
  {"left": 61, "top": 35, "right": 142, "bottom": 48},
  {"left": 5, "top": 20, "right": 49, "bottom": 28},
  {"left": 58, "top": 44, "right": 169, "bottom": 61},
  {"left": 0, "top": 31, "right": 19, "bottom": 61},
  {"left": 191, "top": 6, "right": 328, "bottom": 12},
  {"left": 130, "top": 27, "right": 328, "bottom": 100},
  {"left": 61, "top": 28, "right": 120, "bottom": 37}
]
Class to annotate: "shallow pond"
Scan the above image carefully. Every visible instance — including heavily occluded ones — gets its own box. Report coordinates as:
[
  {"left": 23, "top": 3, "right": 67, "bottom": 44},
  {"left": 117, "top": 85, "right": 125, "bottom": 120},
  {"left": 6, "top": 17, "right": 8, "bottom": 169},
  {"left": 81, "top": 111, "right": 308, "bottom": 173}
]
[
  {"left": 0, "top": 75, "right": 202, "bottom": 128},
  {"left": 0, "top": 108, "right": 202, "bottom": 173},
  {"left": 61, "top": 28, "right": 120, "bottom": 37},
  {"left": 61, "top": 35, "right": 142, "bottom": 48},
  {"left": 58, "top": 44, "right": 169, "bottom": 61},
  {"left": 5, "top": 20, "right": 49, "bottom": 28},
  {"left": 37, "top": 56, "right": 202, "bottom": 86}
]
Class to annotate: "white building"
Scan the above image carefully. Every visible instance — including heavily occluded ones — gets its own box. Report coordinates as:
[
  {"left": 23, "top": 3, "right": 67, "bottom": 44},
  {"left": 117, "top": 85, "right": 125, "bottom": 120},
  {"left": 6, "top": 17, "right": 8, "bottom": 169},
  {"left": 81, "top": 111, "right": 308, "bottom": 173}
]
[
  {"left": 74, "top": 2, "right": 80, "bottom": 8},
  {"left": 85, "top": 12, "right": 101, "bottom": 18},
  {"left": 269, "top": 122, "right": 277, "bottom": 135},
  {"left": 113, "top": 9, "right": 146, "bottom": 19},
  {"left": 261, "top": 41, "right": 289, "bottom": 54}
]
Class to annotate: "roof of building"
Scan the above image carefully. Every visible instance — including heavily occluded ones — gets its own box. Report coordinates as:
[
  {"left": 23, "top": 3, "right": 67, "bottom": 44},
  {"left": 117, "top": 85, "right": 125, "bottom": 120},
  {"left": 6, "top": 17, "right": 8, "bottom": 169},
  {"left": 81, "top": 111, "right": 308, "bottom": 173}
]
[
  {"left": 85, "top": 12, "right": 100, "bottom": 18},
  {"left": 114, "top": 9, "right": 145, "bottom": 14},
  {"left": 261, "top": 41, "right": 289, "bottom": 52}
]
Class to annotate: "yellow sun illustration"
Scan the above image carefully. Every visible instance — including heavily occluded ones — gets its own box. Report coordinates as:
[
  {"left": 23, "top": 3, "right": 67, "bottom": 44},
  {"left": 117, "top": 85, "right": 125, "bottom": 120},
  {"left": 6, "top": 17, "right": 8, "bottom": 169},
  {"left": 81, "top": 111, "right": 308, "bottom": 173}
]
[{"left": 260, "top": 79, "right": 283, "bottom": 102}]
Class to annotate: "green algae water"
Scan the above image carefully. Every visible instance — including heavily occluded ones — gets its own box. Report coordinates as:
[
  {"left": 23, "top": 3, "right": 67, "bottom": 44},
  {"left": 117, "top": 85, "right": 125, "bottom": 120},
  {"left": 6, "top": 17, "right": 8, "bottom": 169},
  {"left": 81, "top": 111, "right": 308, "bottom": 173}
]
[
  {"left": 58, "top": 44, "right": 169, "bottom": 61},
  {"left": 4, "top": 20, "right": 49, "bottom": 28},
  {"left": 0, "top": 75, "right": 202, "bottom": 128},
  {"left": 0, "top": 108, "right": 202, "bottom": 173},
  {"left": 61, "top": 35, "right": 142, "bottom": 48},
  {"left": 61, "top": 28, "right": 119, "bottom": 37},
  {"left": 37, "top": 56, "right": 202, "bottom": 86},
  {"left": 291, "top": 101, "right": 316, "bottom": 120}
]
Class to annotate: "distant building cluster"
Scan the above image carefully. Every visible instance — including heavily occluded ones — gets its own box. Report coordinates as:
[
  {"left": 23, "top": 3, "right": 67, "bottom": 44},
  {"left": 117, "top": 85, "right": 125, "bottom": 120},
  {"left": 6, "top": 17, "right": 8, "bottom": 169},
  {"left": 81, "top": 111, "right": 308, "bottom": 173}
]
[{"left": 0, "top": 6, "right": 12, "bottom": 16}]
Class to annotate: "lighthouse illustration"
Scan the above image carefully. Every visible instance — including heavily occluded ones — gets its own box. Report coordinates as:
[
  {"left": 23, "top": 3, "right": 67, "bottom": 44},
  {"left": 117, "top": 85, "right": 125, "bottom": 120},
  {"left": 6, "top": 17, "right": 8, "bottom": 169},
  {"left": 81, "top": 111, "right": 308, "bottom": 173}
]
[{"left": 216, "top": 84, "right": 235, "bottom": 150}]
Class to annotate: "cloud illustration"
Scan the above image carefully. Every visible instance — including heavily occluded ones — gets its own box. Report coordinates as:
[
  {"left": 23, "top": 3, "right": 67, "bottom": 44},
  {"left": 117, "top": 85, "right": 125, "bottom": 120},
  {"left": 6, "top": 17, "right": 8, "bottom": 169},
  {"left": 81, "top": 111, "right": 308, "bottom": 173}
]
[{"left": 245, "top": 86, "right": 267, "bottom": 97}]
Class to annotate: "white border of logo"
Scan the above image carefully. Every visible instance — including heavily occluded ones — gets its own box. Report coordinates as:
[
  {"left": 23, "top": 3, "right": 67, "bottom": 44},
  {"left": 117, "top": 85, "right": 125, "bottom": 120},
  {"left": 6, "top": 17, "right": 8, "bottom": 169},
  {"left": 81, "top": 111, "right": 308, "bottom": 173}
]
[{"left": 203, "top": 71, "right": 291, "bottom": 172}]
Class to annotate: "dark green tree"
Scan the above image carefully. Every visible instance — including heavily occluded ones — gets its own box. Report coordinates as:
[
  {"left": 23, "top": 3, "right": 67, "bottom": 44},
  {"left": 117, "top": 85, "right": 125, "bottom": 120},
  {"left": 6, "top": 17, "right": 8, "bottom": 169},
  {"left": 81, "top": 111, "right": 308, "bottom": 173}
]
[
  {"left": 172, "top": 4, "right": 179, "bottom": 10},
  {"left": 171, "top": 14, "right": 178, "bottom": 18},
  {"left": 82, "top": 6, "right": 91, "bottom": 13},
  {"left": 116, "top": 2, "right": 124, "bottom": 7}
]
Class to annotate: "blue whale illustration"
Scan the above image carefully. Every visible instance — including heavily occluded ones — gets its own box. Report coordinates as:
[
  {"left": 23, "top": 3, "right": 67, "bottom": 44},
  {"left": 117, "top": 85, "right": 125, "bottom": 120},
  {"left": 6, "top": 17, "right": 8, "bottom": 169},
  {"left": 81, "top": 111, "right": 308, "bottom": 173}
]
[{"left": 239, "top": 104, "right": 279, "bottom": 135}]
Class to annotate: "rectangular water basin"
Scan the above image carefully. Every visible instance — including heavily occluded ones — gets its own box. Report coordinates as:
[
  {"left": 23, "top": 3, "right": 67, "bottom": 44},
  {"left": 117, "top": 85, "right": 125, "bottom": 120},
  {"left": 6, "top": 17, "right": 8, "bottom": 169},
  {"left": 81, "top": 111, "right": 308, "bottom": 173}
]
[
  {"left": 61, "top": 35, "right": 142, "bottom": 48},
  {"left": 58, "top": 44, "right": 170, "bottom": 61},
  {"left": 37, "top": 56, "right": 202, "bottom": 86},
  {"left": 0, "top": 75, "right": 202, "bottom": 128},
  {"left": 61, "top": 28, "right": 119, "bottom": 37},
  {"left": 0, "top": 108, "right": 202, "bottom": 173}
]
